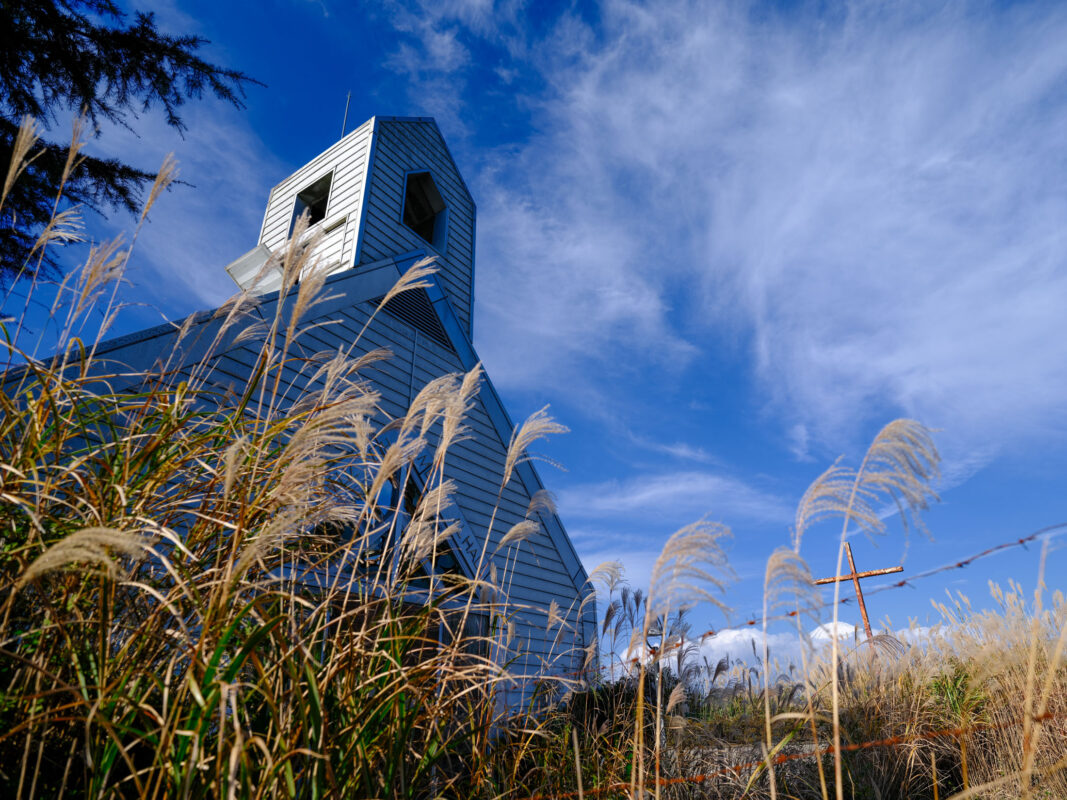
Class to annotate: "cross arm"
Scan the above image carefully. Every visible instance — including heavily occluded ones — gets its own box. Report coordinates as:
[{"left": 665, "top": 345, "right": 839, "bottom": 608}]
[{"left": 813, "top": 565, "right": 903, "bottom": 585}]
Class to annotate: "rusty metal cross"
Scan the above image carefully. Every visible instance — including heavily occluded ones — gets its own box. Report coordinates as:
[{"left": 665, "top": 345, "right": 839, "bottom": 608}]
[{"left": 814, "top": 542, "right": 903, "bottom": 640}]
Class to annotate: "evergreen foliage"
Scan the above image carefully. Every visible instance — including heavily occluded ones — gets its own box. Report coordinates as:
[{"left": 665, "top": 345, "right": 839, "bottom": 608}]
[{"left": 0, "top": 0, "right": 257, "bottom": 281}]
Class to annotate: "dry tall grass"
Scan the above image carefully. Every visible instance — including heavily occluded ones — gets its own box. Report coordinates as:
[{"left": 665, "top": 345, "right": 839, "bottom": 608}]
[
  {"left": 0, "top": 119, "right": 589, "bottom": 799},
  {"left": 2, "top": 118, "right": 1065, "bottom": 800},
  {"left": 555, "top": 536, "right": 1067, "bottom": 799}
]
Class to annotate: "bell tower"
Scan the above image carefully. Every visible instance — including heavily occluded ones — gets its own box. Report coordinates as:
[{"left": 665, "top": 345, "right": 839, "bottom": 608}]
[{"left": 225, "top": 116, "right": 476, "bottom": 337}]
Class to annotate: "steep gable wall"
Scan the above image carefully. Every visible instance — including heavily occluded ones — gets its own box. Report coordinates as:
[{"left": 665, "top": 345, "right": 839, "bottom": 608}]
[
  {"left": 305, "top": 298, "right": 589, "bottom": 693},
  {"left": 357, "top": 119, "right": 476, "bottom": 337},
  {"left": 85, "top": 261, "right": 593, "bottom": 708}
]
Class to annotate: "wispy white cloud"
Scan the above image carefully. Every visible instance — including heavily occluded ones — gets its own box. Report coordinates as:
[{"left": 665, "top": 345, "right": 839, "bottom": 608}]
[
  {"left": 80, "top": 99, "right": 286, "bottom": 315},
  {"left": 385, "top": 0, "right": 1067, "bottom": 473},
  {"left": 693, "top": 3, "right": 1067, "bottom": 463},
  {"left": 559, "top": 469, "right": 791, "bottom": 524},
  {"left": 787, "top": 423, "right": 812, "bottom": 463},
  {"left": 625, "top": 430, "right": 720, "bottom": 464},
  {"left": 654, "top": 441, "right": 717, "bottom": 464},
  {"left": 380, "top": 0, "right": 527, "bottom": 135}
]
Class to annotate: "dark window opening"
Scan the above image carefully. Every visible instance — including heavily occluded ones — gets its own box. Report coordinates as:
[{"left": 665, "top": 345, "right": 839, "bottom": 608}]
[
  {"left": 443, "top": 609, "right": 491, "bottom": 662},
  {"left": 289, "top": 172, "right": 333, "bottom": 237},
  {"left": 402, "top": 171, "right": 446, "bottom": 247}
]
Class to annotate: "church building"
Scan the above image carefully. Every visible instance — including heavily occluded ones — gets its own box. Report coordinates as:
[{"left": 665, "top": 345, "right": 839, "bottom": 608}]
[{"left": 92, "top": 116, "right": 595, "bottom": 706}]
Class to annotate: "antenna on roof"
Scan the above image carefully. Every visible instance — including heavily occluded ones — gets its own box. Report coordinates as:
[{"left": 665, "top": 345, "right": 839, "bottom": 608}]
[{"left": 341, "top": 91, "right": 352, "bottom": 137}]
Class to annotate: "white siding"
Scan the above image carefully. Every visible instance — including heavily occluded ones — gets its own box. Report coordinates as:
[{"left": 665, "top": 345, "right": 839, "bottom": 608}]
[
  {"left": 359, "top": 120, "right": 476, "bottom": 336},
  {"left": 87, "top": 278, "right": 591, "bottom": 710},
  {"left": 312, "top": 301, "right": 588, "bottom": 695},
  {"left": 252, "top": 117, "right": 476, "bottom": 336},
  {"left": 200, "top": 116, "right": 586, "bottom": 704},
  {"left": 258, "top": 119, "right": 375, "bottom": 275}
]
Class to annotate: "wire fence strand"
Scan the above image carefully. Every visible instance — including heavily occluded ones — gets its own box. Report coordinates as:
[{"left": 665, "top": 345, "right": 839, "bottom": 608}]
[
  {"left": 589, "top": 522, "right": 1067, "bottom": 673},
  {"left": 520, "top": 710, "right": 1065, "bottom": 800},
  {"left": 515, "top": 522, "right": 1067, "bottom": 799}
]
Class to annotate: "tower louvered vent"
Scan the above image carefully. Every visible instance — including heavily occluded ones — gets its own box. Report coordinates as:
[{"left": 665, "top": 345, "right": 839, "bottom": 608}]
[{"left": 372, "top": 289, "right": 453, "bottom": 350}]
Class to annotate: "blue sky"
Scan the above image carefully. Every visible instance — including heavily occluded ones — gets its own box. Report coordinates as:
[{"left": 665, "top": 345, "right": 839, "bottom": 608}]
[{"left": 45, "top": 0, "right": 1067, "bottom": 655}]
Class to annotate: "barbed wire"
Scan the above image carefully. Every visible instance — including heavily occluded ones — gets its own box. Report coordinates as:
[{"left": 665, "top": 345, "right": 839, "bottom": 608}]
[
  {"left": 588, "top": 521, "right": 1067, "bottom": 673},
  {"left": 862, "top": 521, "right": 1067, "bottom": 599}
]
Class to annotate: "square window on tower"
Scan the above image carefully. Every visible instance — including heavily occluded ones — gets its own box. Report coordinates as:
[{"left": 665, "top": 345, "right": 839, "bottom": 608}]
[
  {"left": 289, "top": 172, "right": 333, "bottom": 237},
  {"left": 402, "top": 171, "right": 447, "bottom": 250}
]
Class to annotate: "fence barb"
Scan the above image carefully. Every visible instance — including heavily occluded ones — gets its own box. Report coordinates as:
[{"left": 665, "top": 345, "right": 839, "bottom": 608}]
[{"left": 586, "top": 522, "right": 1067, "bottom": 674}]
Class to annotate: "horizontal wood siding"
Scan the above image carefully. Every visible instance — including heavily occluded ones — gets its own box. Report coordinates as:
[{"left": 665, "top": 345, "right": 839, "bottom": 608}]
[
  {"left": 259, "top": 119, "right": 374, "bottom": 270},
  {"left": 305, "top": 226, "right": 347, "bottom": 277},
  {"left": 90, "top": 122, "right": 585, "bottom": 707},
  {"left": 359, "top": 120, "right": 475, "bottom": 336},
  {"left": 308, "top": 300, "right": 587, "bottom": 698}
]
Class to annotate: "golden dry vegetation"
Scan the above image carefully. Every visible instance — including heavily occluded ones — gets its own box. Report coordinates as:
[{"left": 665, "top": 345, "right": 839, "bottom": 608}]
[{"left": 2, "top": 119, "right": 1065, "bottom": 799}]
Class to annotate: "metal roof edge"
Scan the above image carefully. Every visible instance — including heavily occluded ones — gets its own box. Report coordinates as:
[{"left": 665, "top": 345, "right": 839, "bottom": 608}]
[{"left": 77, "top": 258, "right": 417, "bottom": 390}]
